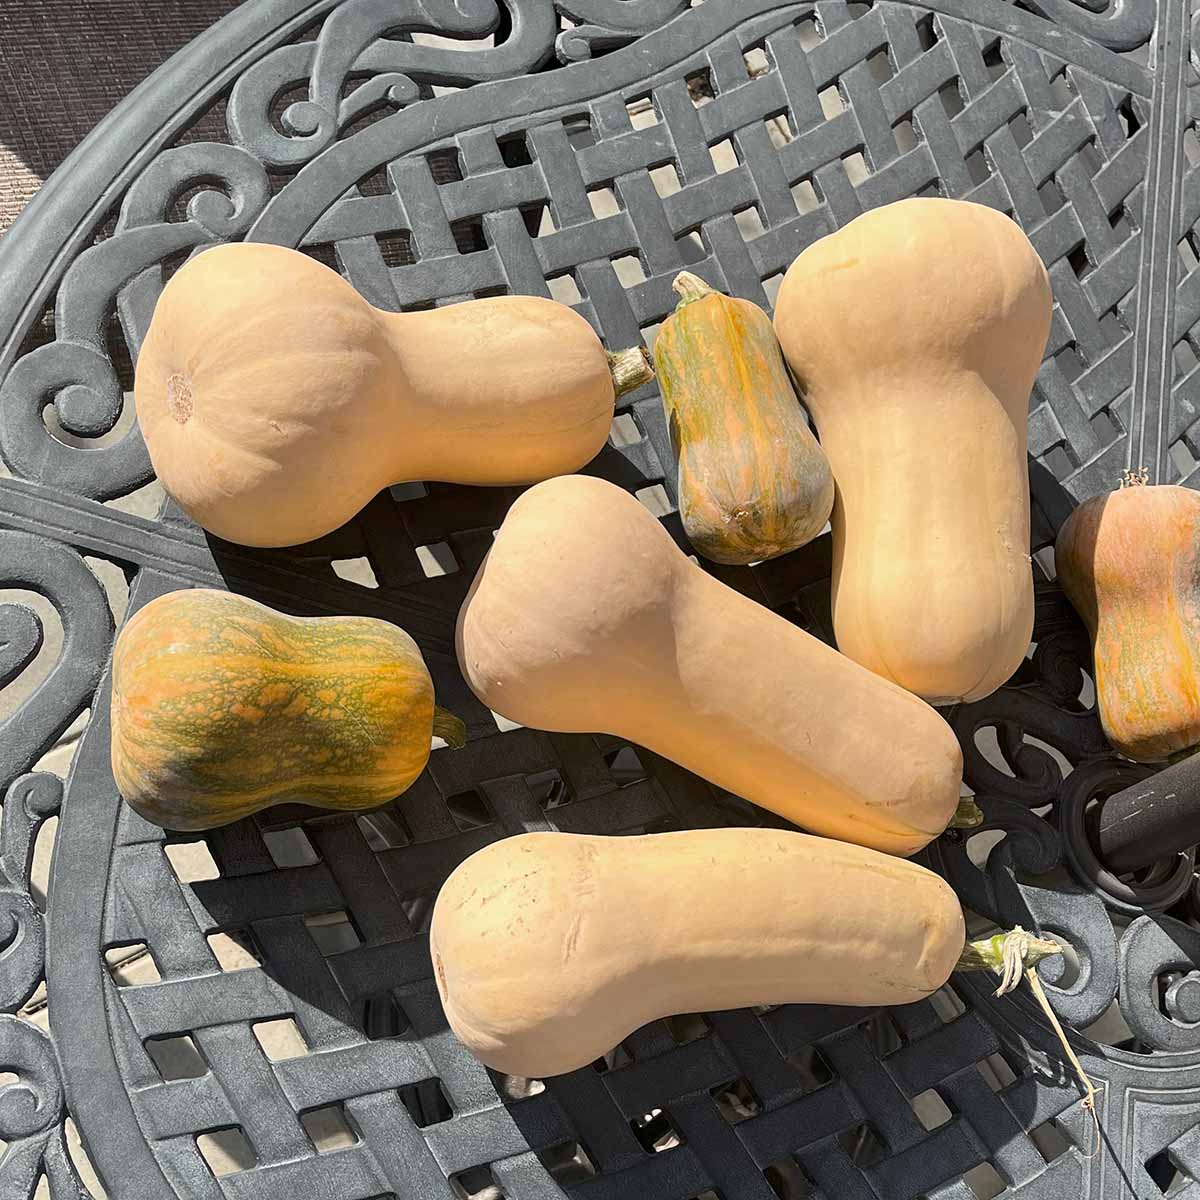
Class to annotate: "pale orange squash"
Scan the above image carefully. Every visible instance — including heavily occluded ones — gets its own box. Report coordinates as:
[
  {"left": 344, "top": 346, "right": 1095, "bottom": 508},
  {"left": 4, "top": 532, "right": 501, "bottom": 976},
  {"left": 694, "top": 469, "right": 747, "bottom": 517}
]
[
  {"left": 456, "top": 474, "right": 963, "bottom": 856},
  {"left": 135, "top": 243, "right": 653, "bottom": 547},
  {"left": 774, "top": 198, "right": 1052, "bottom": 704},
  {"left": 431, "top": 829, "right": 967, "bottom": 1077}
]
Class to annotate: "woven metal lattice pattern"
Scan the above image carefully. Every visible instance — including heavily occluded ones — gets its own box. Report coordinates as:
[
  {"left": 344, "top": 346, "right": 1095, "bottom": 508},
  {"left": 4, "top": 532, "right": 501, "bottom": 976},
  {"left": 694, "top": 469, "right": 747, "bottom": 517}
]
[{"left": 297, "top": 3, "right": 1151, "bottom": 502}]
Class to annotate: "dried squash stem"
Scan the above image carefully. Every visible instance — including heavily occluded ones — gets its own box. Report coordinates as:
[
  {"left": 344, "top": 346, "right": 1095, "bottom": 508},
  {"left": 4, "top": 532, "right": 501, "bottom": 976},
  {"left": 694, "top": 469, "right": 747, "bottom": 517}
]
[
  {"left": 956, "top": 926, "right": 1101, "bottom": 1153},
  {"left": 608, "top": 347, "right": 655, "bottom": 397},
  {"left": 433, "top": 706, "right": 467, "bottom": 749},
  {"left": 949, "top": 796, "right": 984, "bottom": 829}
]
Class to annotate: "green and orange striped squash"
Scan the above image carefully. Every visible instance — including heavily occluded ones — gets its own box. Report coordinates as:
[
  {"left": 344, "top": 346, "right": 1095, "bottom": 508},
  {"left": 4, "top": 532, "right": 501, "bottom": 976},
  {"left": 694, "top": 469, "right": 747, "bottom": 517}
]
[
  {"left": 653, "top": 272, "right": 834, "bottom": 565},
  {"left": 1056, "top": 476, "right": 1200, "bottom": 762},
  {"left": 110, "top": 588, "right": 464, "bottom": 830}
]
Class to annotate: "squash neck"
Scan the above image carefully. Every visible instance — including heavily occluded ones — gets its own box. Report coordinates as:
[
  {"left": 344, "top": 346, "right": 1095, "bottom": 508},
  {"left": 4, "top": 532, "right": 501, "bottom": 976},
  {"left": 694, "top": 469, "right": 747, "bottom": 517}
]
[
  {"left": 805, "top": 366, "right": 1031, "bottom": 444},
  {"left": 381, "top": 307, "right": 651, "bottom": 480}
]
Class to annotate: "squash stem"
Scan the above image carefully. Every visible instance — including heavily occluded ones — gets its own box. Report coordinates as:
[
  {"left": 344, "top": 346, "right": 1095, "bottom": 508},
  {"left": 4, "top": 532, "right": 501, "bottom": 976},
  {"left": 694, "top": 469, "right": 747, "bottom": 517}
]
[
  {"left": 954, "top": 926, "right": 1063, "bottom": 981},
  {"left": 1023, "top": 959, "right": 1101, "bottom": 1149},
  {"left": 608, "top": 346, "right": 655, "bottom": 397},
  {"left": 957, "top": 927, "right": 1100, "bottom": 1141},
  {"left": 1119, "top": 466, "right": 1149, "bottom": 488},
  {"left": 949, "top": 796, "right": 984, "bottom": 829},
  {"left": 671, "top": 270, "right": 718, "bottom": 308},
  {"left": 433, "top": 706, "right": 467, "bottom": 750}
]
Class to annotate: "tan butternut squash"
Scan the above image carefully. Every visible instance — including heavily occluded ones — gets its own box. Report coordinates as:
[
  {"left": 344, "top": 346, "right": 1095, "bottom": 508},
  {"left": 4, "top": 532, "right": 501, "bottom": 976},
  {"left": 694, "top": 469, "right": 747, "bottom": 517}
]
[
  {"left": 654, "top": 272, "right": 834, "bottom": 564},
  {"left": 430, "top": 829, "right": 967, "bottom": 1077},
  {"left": 456, "top": 474, "right": 962, "bottom": 856},
  {"left": 135, "top": 243, "right": 653, "bottom": 547},
  {"left": 1056, "top": 476, "right": 1200, "bottom": 762},
  {"left": 774, "top": 198, "right": 1052, "bottom": 704}
]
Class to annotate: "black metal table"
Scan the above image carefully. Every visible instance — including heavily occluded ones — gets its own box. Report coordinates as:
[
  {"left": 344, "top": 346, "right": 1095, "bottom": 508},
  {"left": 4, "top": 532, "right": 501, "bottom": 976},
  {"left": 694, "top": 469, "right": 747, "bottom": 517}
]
[{"left": 0, "top": 1, "right": 1197, "bottom": 1196}]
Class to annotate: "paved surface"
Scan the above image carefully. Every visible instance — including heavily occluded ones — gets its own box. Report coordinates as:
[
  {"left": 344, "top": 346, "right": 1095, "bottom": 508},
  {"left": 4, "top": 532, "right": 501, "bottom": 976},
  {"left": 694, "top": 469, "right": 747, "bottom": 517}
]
[{"left": 0, "top": 0, "right": 241, "bottom": 235}]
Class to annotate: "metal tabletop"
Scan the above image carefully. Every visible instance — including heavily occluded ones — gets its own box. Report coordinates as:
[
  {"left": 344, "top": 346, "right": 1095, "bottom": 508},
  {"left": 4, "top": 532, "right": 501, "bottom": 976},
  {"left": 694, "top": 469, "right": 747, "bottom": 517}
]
[{"left": 0, "top": 1, "right": 1197, "bottom": 1197}]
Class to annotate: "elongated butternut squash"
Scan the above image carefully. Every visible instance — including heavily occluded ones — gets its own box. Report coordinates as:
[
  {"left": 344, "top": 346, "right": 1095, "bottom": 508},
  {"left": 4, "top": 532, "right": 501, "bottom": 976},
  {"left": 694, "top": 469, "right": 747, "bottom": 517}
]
[
  {"left": 1056, "top": 477, "right": 1200, "bottom": 761},
  {"left": 431, "top": 829, "right": 967, "bottom": 1077},
  {"left": 111, "top": 589, "right": 464, "bottom": 829},
  {"left": 456, "top": 475, "right": 962, "bottom": 855},
  {"left": 135, "top": 243, "right": 653, "bottom": 547},
  {"left": 654, "top": 272, "right": 834, "bottom": 564},
  {"left": 774, "top": 198, "right": 1052, "bottom": 704}
]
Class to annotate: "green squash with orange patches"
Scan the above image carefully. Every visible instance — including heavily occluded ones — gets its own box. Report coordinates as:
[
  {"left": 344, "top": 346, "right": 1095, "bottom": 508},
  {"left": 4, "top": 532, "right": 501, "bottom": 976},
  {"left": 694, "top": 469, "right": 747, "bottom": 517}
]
[
  {"left": 1056, "top": 478, "right": 1200, "bottom": 762},
  {"left": 110, "top": 589, "right": 464, "bottom": 830},
  {"left": 653, "top": 272, "right": 834, "bottom": 565}
]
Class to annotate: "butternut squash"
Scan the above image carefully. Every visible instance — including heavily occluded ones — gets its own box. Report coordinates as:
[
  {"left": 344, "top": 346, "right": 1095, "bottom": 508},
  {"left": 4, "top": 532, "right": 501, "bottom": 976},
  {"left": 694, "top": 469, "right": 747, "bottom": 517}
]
[
  {"left": 1056, "top": 476, "right": 1200, "bottom": 762},
  {"left": 774, "top": 198, "right": 1052, "bottom": 703},
  {"left": 654, "top": 272, "right": 834, "bottom": 564},
  {"left": 430, "top": 829, "right": 966, "bottom": 1077},
  {"left": 111, "top": 588, "right": 464, "bottom": 829},
  {"left": 456, "top": 474, "right": 962, "bottom": 856},
  {"left": 135, "top": 243, "right": 654, "bottom": 547}
]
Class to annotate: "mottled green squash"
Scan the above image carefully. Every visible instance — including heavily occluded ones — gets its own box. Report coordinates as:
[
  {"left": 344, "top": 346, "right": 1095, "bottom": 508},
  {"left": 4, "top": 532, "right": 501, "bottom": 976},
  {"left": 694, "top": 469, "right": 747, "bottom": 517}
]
[
  {"left": 110, "top": 589, "right": 464, "bottom": 830},
  {"left": 653, "top": 272, "right": 834, "bottom": 564}
]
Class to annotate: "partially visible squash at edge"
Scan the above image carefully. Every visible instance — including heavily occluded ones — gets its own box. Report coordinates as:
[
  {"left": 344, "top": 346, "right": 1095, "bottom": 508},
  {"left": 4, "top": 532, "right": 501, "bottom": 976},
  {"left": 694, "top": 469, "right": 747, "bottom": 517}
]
[{"left": 1056, "top": 476, "right": 1200, "bottom": 762}]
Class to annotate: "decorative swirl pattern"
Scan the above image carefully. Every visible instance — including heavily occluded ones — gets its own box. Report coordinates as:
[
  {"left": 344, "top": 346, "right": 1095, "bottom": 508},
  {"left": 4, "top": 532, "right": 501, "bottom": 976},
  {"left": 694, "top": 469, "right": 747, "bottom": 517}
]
[
  {"left": 0, "top": 606, "right": 43, "bottom": 692},
  {"left": 0, "top": 145, "right": 270, "bottom": 500},
  {"left": 0, "top": 1018, "right": 91, "bottom": 1200},
  {"left": 1119, "top": 917, "right": 1200, "bottom": 1050},
  {"left": 1018, "top": 0, "right": 1155, "bottom": 51},
  {"left": 0, "top": 891, "right": 44, "bottom": 1019},
  {"left": 935, "top": 796, "right": 1060, "bottom": 914},
  {"left": 113, "top": 144, "right": 272, "bottom": 354},
  {"left": 0, "top": 774, "right": 64, "bottom": 895},
  {"left": 0, "top": 776, "right": 62, "bottom": 1017},
  {"left": 556, "top": 0, "right": 690, "bottom": 60},
  {"left": 0, "top": 1016, "right": 63, "bottom": 1141},
  {"left": 949, "top": 690, "right": 1108, "bottom": 807},
  {"left": 0, "top": 534, "right": 113, "bottom": 785},
  {"left": 227, "top": 0, "right": 560, "bottom": 167}
]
